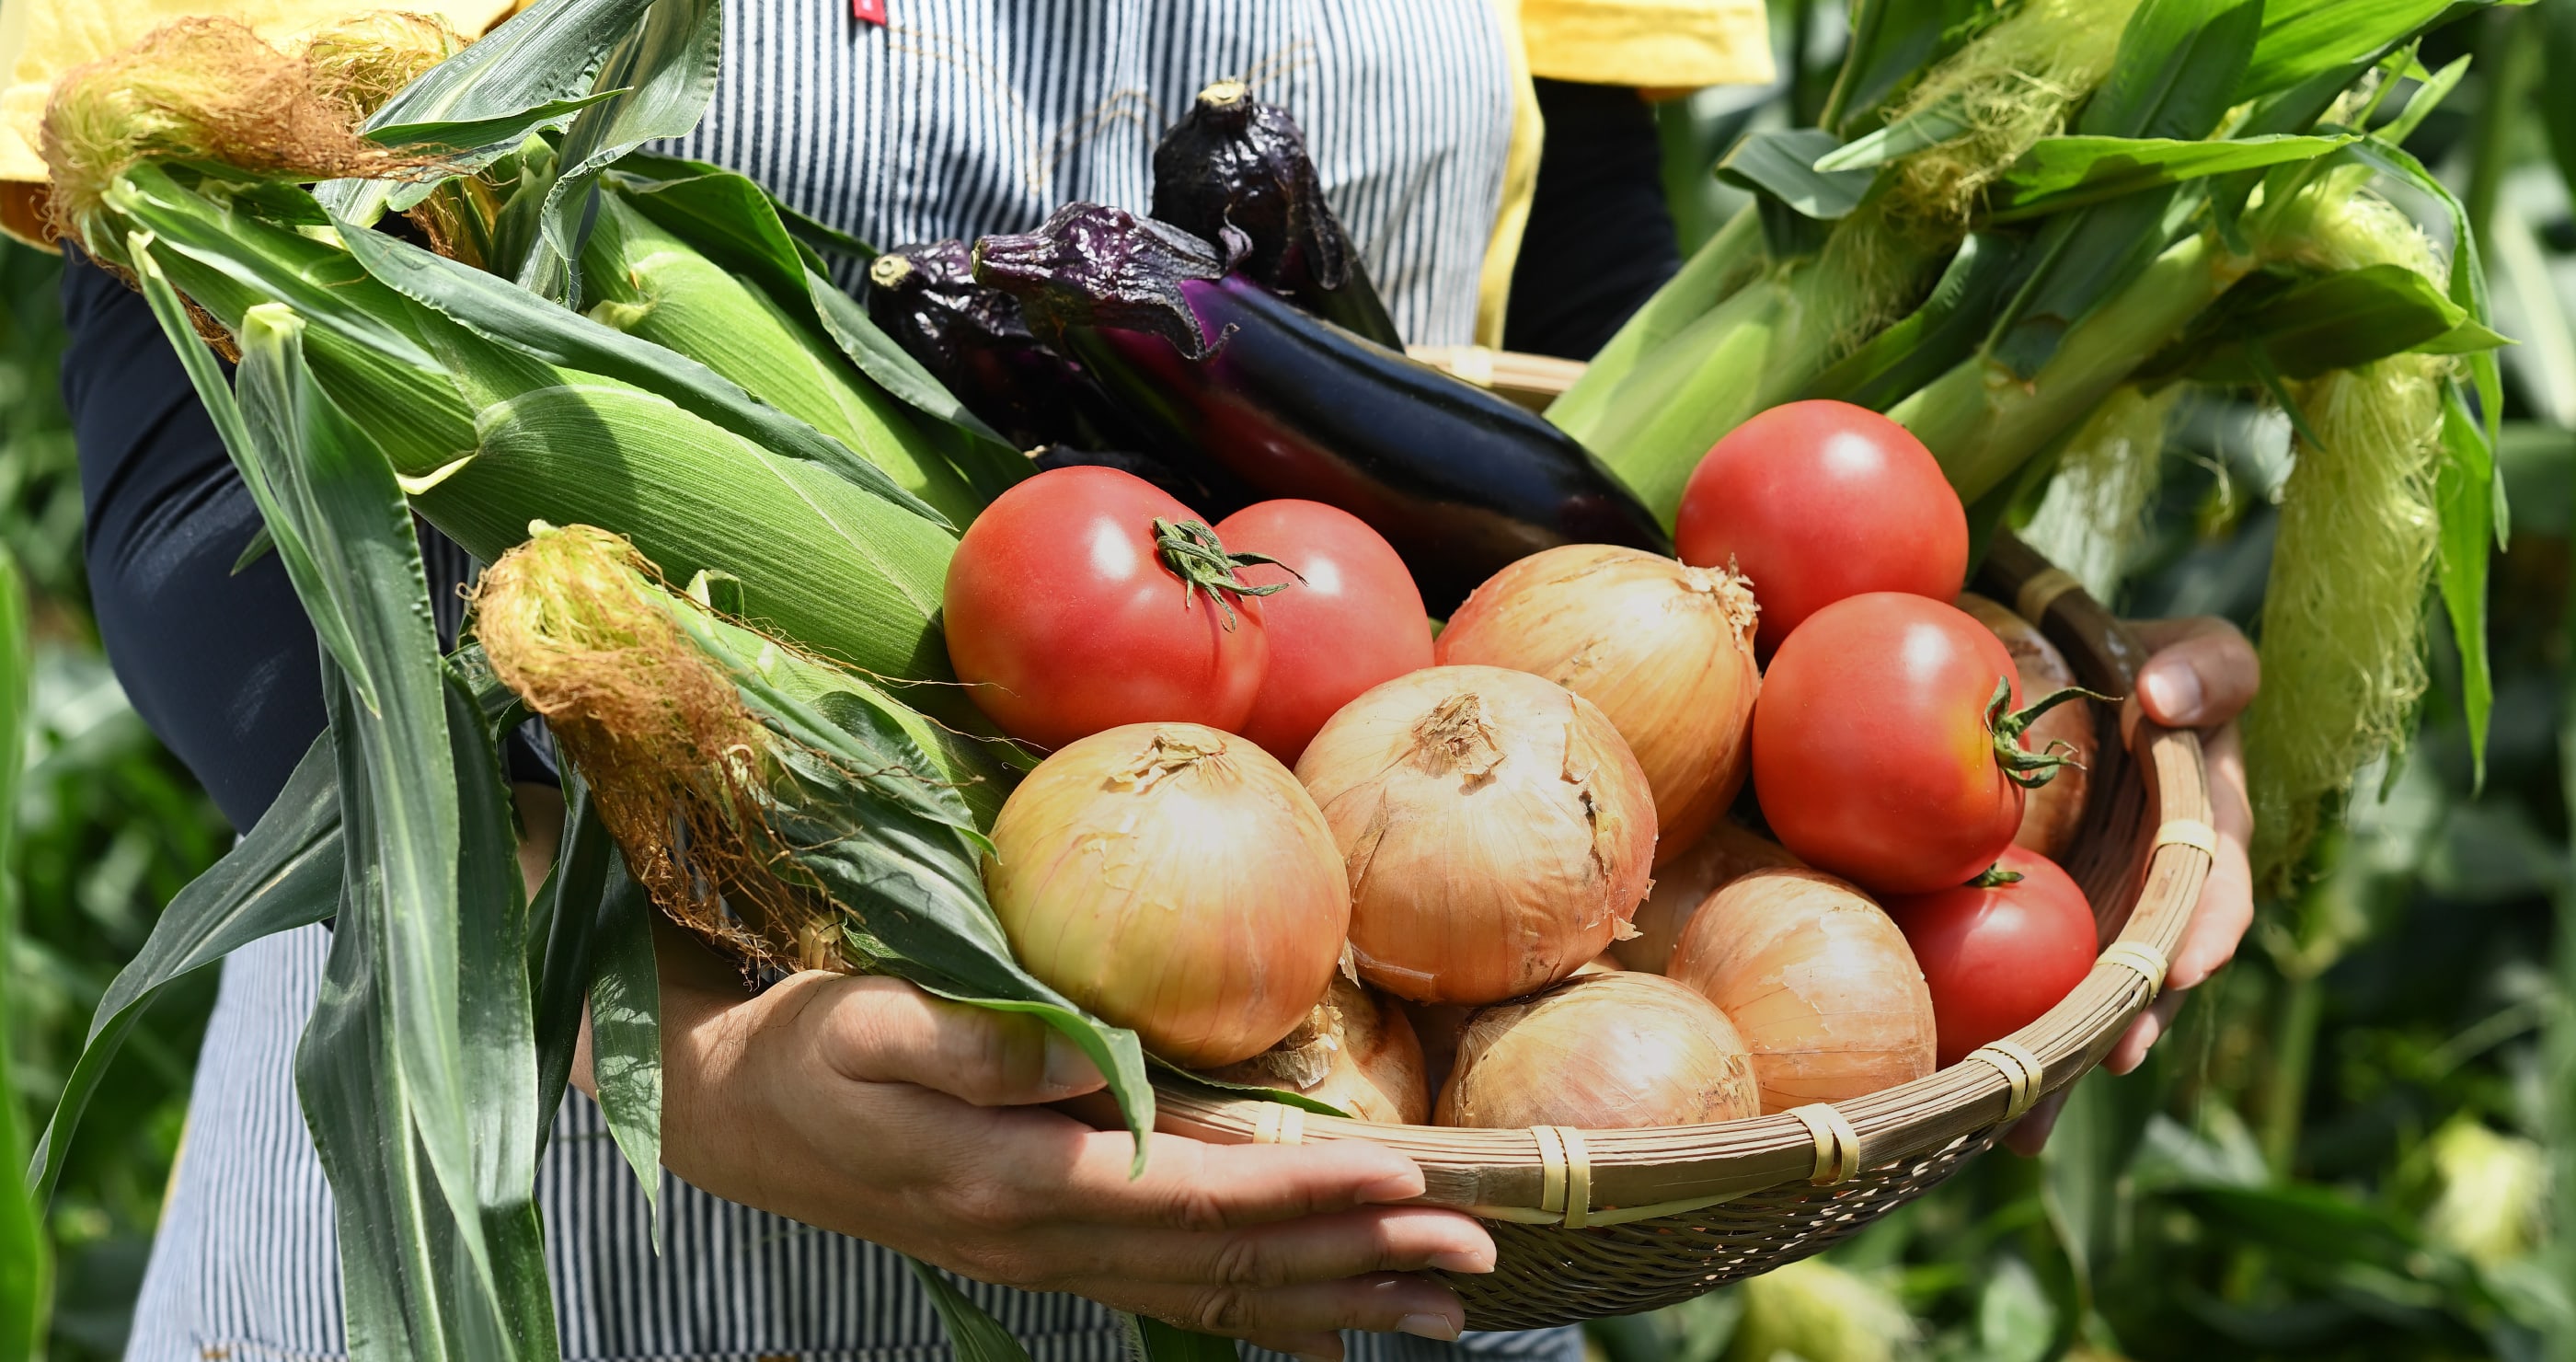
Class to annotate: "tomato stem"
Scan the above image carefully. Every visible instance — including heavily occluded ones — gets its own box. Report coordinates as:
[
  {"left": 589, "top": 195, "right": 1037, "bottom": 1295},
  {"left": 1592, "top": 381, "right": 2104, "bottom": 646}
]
[
  {"left": 1152, "top": 517, "right": 1301, "bottom": 629},
  {"left": 1984, "top": 677, "right": 2118, "bottom": 789},
  {"left": 1969, "top": 863, "right": 2025, "bottom": 888}
]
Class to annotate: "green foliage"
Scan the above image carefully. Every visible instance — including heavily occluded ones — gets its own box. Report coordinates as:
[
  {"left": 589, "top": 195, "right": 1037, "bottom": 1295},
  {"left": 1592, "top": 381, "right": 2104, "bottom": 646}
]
[{"left": 0, "top": 234, "right": 233, "bottom": 1362}]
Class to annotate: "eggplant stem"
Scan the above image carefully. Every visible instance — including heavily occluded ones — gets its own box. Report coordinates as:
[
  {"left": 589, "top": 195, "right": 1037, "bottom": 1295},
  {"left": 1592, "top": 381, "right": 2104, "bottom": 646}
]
[
  {"left": 1984, "top": 676, "right": 2117, "bottom": 789},
  {"left": 1152, "top": 516, "right": 1300, "bottom": 629}
]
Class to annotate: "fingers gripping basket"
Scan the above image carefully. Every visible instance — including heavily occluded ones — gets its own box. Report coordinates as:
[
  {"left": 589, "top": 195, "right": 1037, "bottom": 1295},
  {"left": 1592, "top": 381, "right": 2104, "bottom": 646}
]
[{"left": 1150, "top": 535, "right": 2215, "bottom": 1329}]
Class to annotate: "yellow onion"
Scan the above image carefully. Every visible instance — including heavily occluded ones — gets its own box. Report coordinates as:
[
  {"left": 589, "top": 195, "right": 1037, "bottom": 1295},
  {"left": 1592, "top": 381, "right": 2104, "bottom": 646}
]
[
  {"left": 1668, "top": 868, "right": 1934, "bottom": 1112},
  {"left": 986, "top": 723, "right": 1349, "bottom": 1067},
  {"left": 1211, "top": 975, "right": 1429, "bottom": 1124},
  {"left": 1434, "top": 973, "right": 1761, "bottom": 1129},
  {"left": 1956, "top": 593, "right": 2097, "bottom": 859},
  {"left": 1615, "top": 820, "right": 1802, "bottom": 974},
  {"left": 1296, "top": 665, "right": 1658, "bottom": 1004},
  {"left": 1434, "top": 545, "right": 1759, "bottom": 863}
]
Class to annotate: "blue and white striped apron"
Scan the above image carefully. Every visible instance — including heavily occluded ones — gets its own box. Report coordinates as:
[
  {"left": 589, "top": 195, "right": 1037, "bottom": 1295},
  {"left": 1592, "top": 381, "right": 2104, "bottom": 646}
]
[{"left": 125, "top": 3, "right": 1569, "bottom": 1357}]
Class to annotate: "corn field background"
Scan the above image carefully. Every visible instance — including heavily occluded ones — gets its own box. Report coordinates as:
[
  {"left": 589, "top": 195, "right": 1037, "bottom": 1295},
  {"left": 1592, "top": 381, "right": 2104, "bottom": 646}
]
[{"left": 3, "top": 2, "right": 2575, "bottom": 1360}]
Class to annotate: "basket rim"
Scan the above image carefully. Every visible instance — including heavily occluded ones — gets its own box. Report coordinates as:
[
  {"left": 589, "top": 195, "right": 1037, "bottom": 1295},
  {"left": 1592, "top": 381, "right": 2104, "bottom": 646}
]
[{"left": 1145, "top": 534, "right": 2215, "bottom": 1225}]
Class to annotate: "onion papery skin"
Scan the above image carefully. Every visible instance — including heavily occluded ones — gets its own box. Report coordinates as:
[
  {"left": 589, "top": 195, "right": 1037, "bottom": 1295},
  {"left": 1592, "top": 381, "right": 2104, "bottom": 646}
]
[
  {"left": 1435, "top": 545, "right": 1759, "bottom": 864},
  {"left": 1616, "top": 820, "right": 1803, "bottom": 974},
  {"left": 1957, "top": 594, "right": 2096, "bottom": 859},
  {"left": 1296, "top": 664, "right": 1659, "bottom": 1005},
  {"left": 1213, "top": 975, "right": 1430, "bottom": 1124},
  {"left": 985, "top": 722, "right": 1350, "bottom": 1067},
  {"left": 1668, "top": 867, "right": 1936, "bottom": 1113},
  {"left": 1434, "top": 973, "right": 1762, "bottom": 1130}
]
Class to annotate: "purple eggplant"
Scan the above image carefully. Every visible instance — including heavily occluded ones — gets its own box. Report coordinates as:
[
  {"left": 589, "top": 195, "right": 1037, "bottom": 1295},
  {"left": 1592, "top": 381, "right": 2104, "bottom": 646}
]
[
  {"left": 972, "top": 204, "right": 1667, "bottom": 613},
  {"left": 864, "top": 239, "right": 1149, "bottom": 454},
  {"left": 1151, "top": 80, "right": 1405, "bottom": 350}
]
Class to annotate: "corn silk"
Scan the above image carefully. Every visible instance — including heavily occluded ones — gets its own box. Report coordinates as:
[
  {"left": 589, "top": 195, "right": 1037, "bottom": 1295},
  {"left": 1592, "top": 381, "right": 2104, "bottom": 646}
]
[{"left": 2246, "top": 187, "right": 2452, "bottom": 889}]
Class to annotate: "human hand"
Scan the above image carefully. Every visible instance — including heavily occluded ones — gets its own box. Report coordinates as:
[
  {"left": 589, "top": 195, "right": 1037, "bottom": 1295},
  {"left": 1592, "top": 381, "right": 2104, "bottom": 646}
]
[
  {"left": 652, "top": 947, "right": 1494, "bottom": 1360},
  {"left": 2007, "top": 616, "right": 2255, "bottom": 1155}
]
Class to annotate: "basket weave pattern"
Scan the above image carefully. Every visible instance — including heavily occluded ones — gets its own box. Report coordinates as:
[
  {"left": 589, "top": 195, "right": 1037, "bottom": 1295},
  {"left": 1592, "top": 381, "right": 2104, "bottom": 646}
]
[{"left": 1150, "top": 537, "right": 2214, "bottom": 1327}]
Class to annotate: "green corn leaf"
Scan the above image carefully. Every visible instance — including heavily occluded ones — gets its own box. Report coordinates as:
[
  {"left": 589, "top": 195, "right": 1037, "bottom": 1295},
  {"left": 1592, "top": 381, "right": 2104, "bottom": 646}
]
[
  {"left": 1715, "top": 128, "right": 1872, "bottom": 220},
  {"left": 605, "top": 157, "right": 1023, "bottom": 479},
  {"left": 1821, "top": 0, "right": 1999, "bottom": 136},
  {"left": 586, "top": 861, "right": 663, "bottom": 1236},
  {"left": 579, "top": 192, "right": 983, "bottom": 521},
  {"left": 1985, "top": 186, "right": 2207, "bottom": 378},
  {"left": 663, "top": 605, "right": 1156, "bottom": 1165},
  {"left": 237, "top": 306, "right": 549, "bottom": 1357},
  {"left": 2374, "top": 52, "right": 2470, "bottom": 149},
  {"left": 1127, "top": 1315, "right": 1238, "bottom": 1362},
  {"left": 2345, "top": 140, "right": 2505, "bottom": 452},
  {"left": 1980, "top": 0, "right": 2262, "bottom": 377},
  {"left": 0, "top": 547, "right": 42, "bottom": 1362},
  {"left": 2086, "top": 0, "right": 2266, "bottom": 141},
  {"left": 2238, "top": 0, "right": 2526, "bottom": 103},
  {"left": 123, "top": 231, "right": 376, "bottom": 709},
  {"left": 2437, "top": 382, "right": 2496, "bottom": 787},
  {"left": 527, "top": 0, "right": 722, "bottom": 303},
  {"left": 300, "top": 661, "right": 557, "bottom": 1362},
  {"left": 26, "top": 733, "right": 341, "bottom": 1203},
  {"left": 1806, "top": 232, "right": 2029, "bottom": 410},
  {"left": 371, "top": 90, "right": 625, "bottom": 158},
  {"left": 905, "top": 1259, "right": 1034, "bottom": 1362},
  {"left": 1811, "top": 98, "right": 1971, "bottom": 172},
  {"left": 802, "top": 276, "right": 1031, "bottom": 501},
  {"left": 1988, "top": 133, "right": 2354, "bottom": 223},
  {"left": 299, "top": 667, "right": 467, "bottom": 1360},
  {"left": 111, "top": 166, "right": 479, "bottom": 477},
  {"left": 2147, "top": 263, "right": 2484, "bottom": 383},
  {"left": 423, "top": 382, "right": 959, "bottom": 691},
  {"left": 441, "top": 664, "right": 560, "bottom": 1361},
  {"left": 321, "top": 0, "right": 661, "bottom": 223},
  {"left": 529, "top": 775, "right": 615, "bottom": 1125},
  {"left": 332, "top": 222, "right": 952, "bottom": 526}
]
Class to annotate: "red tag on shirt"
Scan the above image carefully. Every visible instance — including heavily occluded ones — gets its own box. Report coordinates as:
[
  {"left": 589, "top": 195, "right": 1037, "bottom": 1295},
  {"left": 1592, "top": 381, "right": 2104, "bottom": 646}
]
[{"left": 853, "top": 0, "right": 886, "bottom": 23}]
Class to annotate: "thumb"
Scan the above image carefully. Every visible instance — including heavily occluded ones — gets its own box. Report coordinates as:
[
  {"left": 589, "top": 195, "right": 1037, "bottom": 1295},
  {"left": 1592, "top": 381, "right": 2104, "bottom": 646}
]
[{"left": 809, "top": 975, "right": 1106, "bottom": 1105}]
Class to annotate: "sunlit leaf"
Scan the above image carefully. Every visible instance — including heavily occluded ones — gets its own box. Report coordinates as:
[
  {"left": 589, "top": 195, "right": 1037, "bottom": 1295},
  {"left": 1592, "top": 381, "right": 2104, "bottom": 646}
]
[
  {"left": 26, "top": 734, "right": 340, "bottom": 1204},
  {"left": 585, "top": 861, "right": 661, "bottom": 1236},
  {"left": 319, "top": 0, "right": 661, "bottom": 224},
  {"left": 1988, "top": 133, "right": 2352, "bottom": 223},
  {"left": 0, "top": 546, "right": 46, "bottom": 1362},
  {"left": 905, "top": 1259, "right": 1035, "bottom": 1362},
  {"left": 525, "top": 0, "right": 721, "bottom": 304},
  {"left": 331, "top": 222, "right": 951, "bottom": 525},
  {"left": 1821, "top": 0, "right": 1998, "bottom": 135},
  {"left": 1716, "top": 128, "right": 1871, "bottom": 220},
  {"left": 2437, "top": 383, "right": 2496, "bottom": 786}
]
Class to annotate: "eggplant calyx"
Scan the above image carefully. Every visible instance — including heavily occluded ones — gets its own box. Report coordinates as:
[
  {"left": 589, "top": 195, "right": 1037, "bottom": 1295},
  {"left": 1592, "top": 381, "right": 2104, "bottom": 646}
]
[
  {"left": 1190, "top": 78, "right": 1256, "bottom": 129},
  {"left": 1984, "top": 676, "right": 2114, "bottom": 789},
  {"left": 972, "top": 202, "right": 1231, "bottom": 358},
  {"left": 1152, "top": 516, "right": 1300, "bottom": 629},
  {"left": 1968, "top": 863, "right": 2026, "bottom": 889}
]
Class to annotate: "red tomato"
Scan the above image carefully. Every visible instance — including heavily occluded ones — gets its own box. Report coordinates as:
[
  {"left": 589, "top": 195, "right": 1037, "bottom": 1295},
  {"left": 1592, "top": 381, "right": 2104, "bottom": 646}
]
[
  {"left": 944, "top": 467, "right": 1268, "bottom": 749},
  {"left": 1886, "top": 847, "right": 2097, "bottom": 1067},
  {"left": 1674, "top": 400, "right": 1967, "bottom": 652},
  {"left": 1213, "top": 501, "right": 1432, "bottom": 764},
  {"left": 1752, "top": 592, "right": 2041, "bottom": 895}
]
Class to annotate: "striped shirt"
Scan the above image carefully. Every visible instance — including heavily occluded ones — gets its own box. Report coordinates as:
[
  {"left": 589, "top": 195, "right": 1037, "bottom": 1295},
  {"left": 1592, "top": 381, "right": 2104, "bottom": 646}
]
[{"left": 125, "top": 4, "right": 1570, "bottom": 1358}]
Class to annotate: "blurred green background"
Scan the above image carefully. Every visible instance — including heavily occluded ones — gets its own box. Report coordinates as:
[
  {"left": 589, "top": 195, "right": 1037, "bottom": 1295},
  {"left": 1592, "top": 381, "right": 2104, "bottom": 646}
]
[{"left": 3, "top": 3, "right": 2574, "bottom": 1360}]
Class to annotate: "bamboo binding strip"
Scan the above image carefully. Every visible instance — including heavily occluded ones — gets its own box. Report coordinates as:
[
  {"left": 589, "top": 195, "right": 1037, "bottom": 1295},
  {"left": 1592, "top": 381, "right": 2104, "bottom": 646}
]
[{"left": 1142, "top": 534, "right": 2212, "bottom": 1328}]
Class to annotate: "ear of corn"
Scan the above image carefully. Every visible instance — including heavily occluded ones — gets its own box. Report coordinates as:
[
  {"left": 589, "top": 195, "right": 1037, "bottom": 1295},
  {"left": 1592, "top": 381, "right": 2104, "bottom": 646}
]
[
  {"left": 422, "top": 382, "right": 956, "bottom": 691},
  {"left": 581, "top": 192, "right": 983, "bottom": 525}
]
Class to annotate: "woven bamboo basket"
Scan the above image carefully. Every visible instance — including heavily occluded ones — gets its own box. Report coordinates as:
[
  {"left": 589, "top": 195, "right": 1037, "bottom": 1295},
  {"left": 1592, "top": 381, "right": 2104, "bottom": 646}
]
[{"left": 1148, "top": 532, "right": 2214, "bottom": 1330}]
